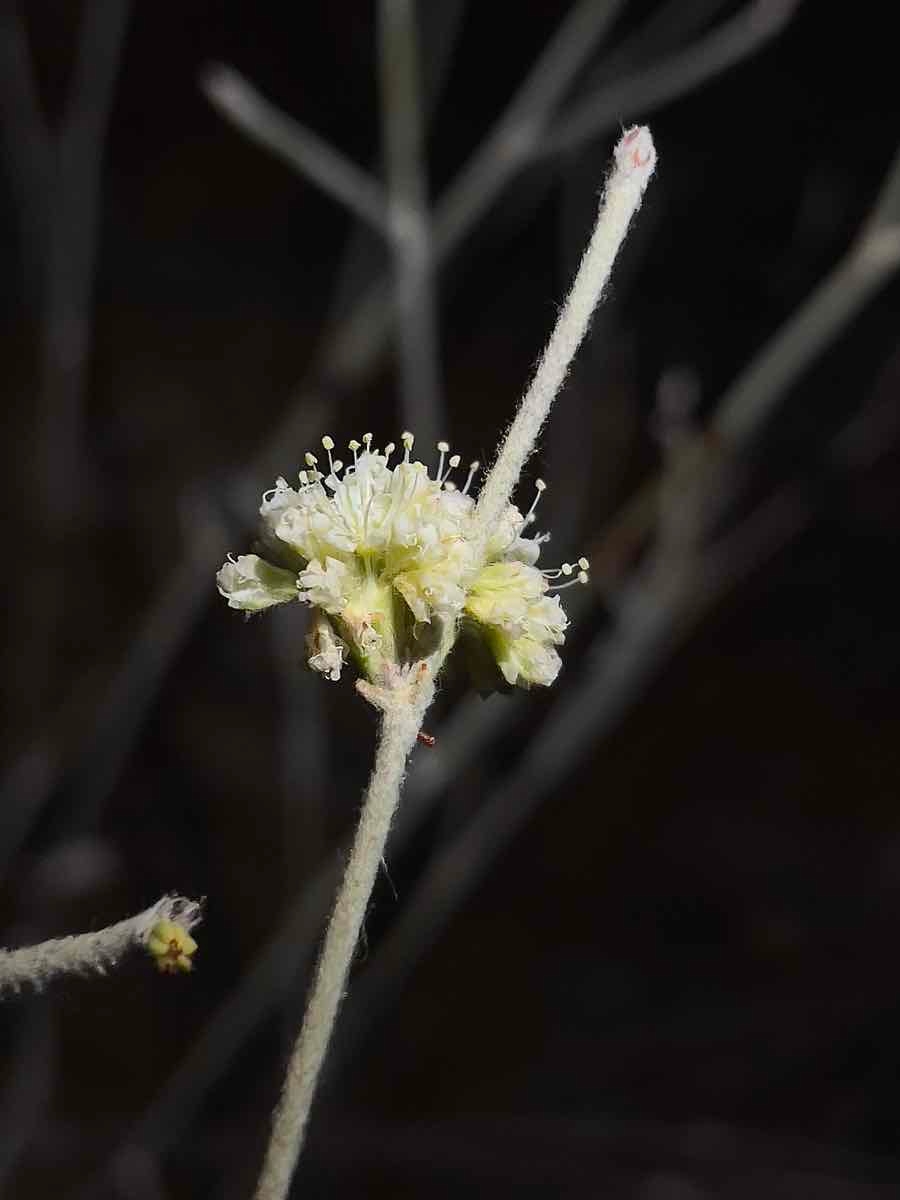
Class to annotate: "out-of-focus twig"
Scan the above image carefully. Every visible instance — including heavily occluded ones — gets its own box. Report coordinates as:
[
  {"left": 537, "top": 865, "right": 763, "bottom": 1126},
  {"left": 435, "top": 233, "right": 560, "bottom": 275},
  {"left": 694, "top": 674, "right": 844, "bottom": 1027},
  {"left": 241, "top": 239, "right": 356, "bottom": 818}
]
[
  {"left": 200, "top": 65, "right": 390, "bottom": 237},
  {"left": 714, "top": 160, "right": 900, "bottom": 448},
  {"left": 378, "top": 0, "right": 444, "bottom": 447},
  {"left": 0, "top": 0, "right": 133, "bottom": 732},
  {"left": 432, "top": 0, "right": 629, "bottom": 261},
  {"left": 247, "top": 0, "right": 633, "bottom": 386},
  {"left": 0, "top": 496, "right": 230, "bottom": 875},
  {"left": 594, "top": 0, "right": 732, "bottom": 76},
  {"left": 591, "top": 137, "right": 900, "bottom": 584},
  {"left": 37, "top": 0, "right": 134, "bottom": 521},
  {"left": 538, "top": 0, "right": 803, "bottom": 158}
]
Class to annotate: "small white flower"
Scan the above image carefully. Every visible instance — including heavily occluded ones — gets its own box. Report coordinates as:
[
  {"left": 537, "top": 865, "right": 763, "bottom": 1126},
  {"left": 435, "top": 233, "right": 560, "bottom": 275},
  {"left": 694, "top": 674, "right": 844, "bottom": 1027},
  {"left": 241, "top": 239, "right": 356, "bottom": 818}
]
[
  {"left": 216, "top": 432, "right": 588, "bottom": 687},
  {"left": 305, "top": 612, "right": 346, "bottom": 682},
  {"left": 491, "top": 632, "right": 563, "bottom": 688},
  {"left": 463, "top": 557, "right": 572, "bottom": 688},
  {"left": 216, "top": 554, "right": 298, "bottom": 611},
  {"left": 297, "top": 556, "right": 354, "bottom": 613}
]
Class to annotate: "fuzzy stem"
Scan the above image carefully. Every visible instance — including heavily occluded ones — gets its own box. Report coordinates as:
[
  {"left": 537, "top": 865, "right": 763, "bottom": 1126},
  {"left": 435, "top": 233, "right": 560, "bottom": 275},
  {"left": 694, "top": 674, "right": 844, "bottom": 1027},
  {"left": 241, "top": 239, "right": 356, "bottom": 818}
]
[
  {"left": 473, "top": 125, "right": 656, "bottom": 543},
  {"left": 0, "top": 894, "right": 201, "bottom": 998},
  {"left": 253, "top": 682, "right": 432, "bottom": 1200}
]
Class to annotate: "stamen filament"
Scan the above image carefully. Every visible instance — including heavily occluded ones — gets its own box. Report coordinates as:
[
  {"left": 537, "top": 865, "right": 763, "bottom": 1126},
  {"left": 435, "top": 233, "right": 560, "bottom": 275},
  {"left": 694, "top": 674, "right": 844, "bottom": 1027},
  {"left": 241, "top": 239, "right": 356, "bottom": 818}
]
[{"left": 436, "top": 440, "right": 449, "bottom": 481}]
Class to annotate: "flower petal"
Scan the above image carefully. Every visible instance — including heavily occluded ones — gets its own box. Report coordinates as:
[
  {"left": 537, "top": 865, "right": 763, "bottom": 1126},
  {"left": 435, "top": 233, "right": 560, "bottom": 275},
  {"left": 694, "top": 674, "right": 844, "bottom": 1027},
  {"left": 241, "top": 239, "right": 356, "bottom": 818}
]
[{"left": 216, "top": 554, "right": 298, "bottom": 611}]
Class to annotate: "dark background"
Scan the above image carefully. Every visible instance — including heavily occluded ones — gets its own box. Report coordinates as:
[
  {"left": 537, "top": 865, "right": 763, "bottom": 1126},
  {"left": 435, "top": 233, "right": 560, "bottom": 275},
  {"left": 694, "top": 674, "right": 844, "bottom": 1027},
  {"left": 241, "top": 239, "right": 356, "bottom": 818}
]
[{"left": 2, "top": 2, "right": 900, "bottom": 1197}]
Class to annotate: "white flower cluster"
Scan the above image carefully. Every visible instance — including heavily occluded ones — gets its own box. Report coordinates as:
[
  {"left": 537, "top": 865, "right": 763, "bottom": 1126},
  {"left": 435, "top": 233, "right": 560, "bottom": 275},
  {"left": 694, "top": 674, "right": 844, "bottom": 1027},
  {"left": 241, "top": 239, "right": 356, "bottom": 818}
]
[{"left": 217, "top": 432, "right": 588, "bottom": 688}]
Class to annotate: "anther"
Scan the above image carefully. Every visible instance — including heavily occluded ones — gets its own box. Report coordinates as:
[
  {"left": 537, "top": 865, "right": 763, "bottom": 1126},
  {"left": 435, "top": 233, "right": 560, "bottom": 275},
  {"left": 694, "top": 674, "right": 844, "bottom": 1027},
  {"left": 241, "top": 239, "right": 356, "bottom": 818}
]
[
  {"left": 363, "top": 432, "right": 373, "bottom": 450},
  {"left": 462, "top": 461, "right": 480, "bottom": 495},
  {"left": 321, "top": 436, "right": 336, "bottom": 474},
  {"left": 436, "top": 440, "right": 449, "bottom": 481},
  {"left": 384, "top": 441, "right": 396, "bottom": 463},
  {"left": 401, "top": 431, "right": 415, "bottom": 461},
  {"left": 305, "top": 452, "right": 318, "bottom": 467},
  {"left": 550, "top": 567, "right": 590, "bottom": 591},
  {"left": 578, "top": 557, "right": 589, "bottom": 571}
]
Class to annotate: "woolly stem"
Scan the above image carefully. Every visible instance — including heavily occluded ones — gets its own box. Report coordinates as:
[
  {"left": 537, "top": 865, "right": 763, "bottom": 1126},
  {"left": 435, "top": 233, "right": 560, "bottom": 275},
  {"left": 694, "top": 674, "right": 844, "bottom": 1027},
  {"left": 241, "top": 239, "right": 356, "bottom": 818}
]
[
  {"left": 253, "top": 681, "right": 432, "bottom": 1200},
  {"left": 0, "top": 894, "right": 201, "bottom": 998},
  {"left": 473, "top": 125, "right": 657, "bottom": 543}
]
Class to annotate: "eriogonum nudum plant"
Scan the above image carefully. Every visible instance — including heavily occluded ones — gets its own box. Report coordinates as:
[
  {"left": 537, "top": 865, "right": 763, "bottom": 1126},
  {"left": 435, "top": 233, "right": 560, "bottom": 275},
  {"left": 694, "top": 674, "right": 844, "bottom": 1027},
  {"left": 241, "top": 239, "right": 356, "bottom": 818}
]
[
  {"left": 224, "top": 126, "right": 656, "bottom": 1200},
  {"left": 217, "top": 432, "right": 588, "bottom": 689}
]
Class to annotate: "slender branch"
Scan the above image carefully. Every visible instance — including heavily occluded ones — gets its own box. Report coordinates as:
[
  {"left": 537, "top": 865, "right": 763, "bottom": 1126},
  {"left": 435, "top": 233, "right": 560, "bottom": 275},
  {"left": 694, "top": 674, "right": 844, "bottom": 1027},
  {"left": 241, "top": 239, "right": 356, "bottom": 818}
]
[
  {"left": 7, "top": 0, "right": 133, "bottom": 733},
  {"left": 201, "top": 64, "right": 390, "bottom": 236},
  {"left": 36, "top": 0, "right": 134, "bottom": 527},
  {"left": 538, "top": 0, "right": 802, "bottom": 159},
  {"left": 474, "top": 125, "right": 656, "bottom": 539},
  {"left": 433, "top": 0, "right": 629, "bottom": 260},
  {"left": 207, "top": 1, "right": 630, "bottom": 388},
  {"left": 0, "top": 895, "right": 201, "bottom": 998},
  {"left": 253, "top": 683, "right": 431, "bottom": 1200},
  {"left": 378, "top": 0, "right": 444, "bottom": 447},
  {"left": 253, "top": 122, "right": 655, "bottom": 1195},
  {"left": 0, "top": 495, "right": 230, "bottom": 874}
]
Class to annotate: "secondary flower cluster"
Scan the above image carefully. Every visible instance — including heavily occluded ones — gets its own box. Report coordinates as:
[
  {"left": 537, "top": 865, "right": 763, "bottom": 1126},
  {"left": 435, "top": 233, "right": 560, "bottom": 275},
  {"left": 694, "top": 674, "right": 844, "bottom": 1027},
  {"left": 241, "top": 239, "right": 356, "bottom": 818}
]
[{"left": 217, "top": 432, "right": 587, "bottom": 688}]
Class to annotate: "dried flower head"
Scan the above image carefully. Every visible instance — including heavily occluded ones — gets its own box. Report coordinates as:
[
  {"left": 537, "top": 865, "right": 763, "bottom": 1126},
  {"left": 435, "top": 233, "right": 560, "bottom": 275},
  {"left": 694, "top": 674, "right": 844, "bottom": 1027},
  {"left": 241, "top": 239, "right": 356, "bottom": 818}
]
[{"left": 217, "top": 433, "right": 588, "bottom": 688}]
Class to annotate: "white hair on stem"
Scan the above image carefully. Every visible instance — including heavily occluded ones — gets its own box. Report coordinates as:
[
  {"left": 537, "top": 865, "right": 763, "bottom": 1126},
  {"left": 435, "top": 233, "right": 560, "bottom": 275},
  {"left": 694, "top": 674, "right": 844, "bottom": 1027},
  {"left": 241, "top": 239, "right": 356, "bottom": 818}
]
[
  {"left": 254, "top": 681, "right": 432, "bottom": 1200},
  {"left": 473, "top": 124, "right": 656, "bottom": 545},
  {"left": 0, "top": 894, "right": 202, "bottom": 997}
]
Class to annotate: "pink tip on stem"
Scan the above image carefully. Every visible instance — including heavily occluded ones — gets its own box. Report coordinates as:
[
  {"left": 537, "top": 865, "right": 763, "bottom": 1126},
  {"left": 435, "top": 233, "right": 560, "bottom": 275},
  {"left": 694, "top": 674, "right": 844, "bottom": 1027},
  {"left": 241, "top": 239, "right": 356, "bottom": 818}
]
[{"left": 614, "top": 125, "right": 657, "bottom": 186}]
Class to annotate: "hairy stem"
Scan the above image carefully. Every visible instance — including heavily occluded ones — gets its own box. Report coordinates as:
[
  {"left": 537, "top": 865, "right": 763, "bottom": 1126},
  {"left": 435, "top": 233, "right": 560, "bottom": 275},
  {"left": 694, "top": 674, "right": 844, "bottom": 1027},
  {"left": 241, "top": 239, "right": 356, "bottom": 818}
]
[
  {"left": 253, "top": 681, "right": 432, "bottom": 1200},
  {"left": 0, "top": 894, "right": 201, "bottom": 997},
  {"left": 473, "top": 125, "right": 656, "bottom": 542}
]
